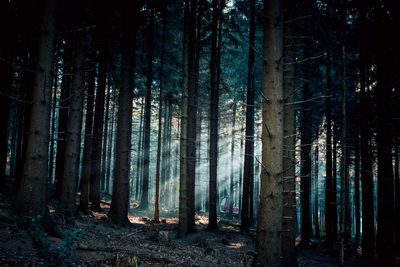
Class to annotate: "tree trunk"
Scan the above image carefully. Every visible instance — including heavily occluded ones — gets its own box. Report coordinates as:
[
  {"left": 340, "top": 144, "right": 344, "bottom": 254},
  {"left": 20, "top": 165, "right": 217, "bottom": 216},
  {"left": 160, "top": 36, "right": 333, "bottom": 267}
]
[
  {"left": 282, "top": 0, "right": 297, "bottom": 263},
  {"left": 338, "top": 45, "right": 347, "bottom": 267},
  {"left": 241, "top": 0, "right": 255, "bottom": 233},
  {"left": 255, "top": 0, "right": 283, "bottom": 264},
  {"left": 314, "top": 129, "right": 320, "bottom": 239},
  {"left": 354, "top": 140, "right": 360, "bottom": 245},
  {"left": 108, "top": 23, "right": 135, "bottom": 225},
  {"left": 101, "top": 81, "right": 111, "bottom": 192},
  {"left": 79, "top": 61, "right": 95, "bottom": 211},
  {"left": 90, "top": 42, "right": 108, "bottom": 211},
  {"left": 140, "top": 8, "right": 155, "bottom": 211},
  {"left": 59, "top": 32, "right": 85, "bottom": 217},
  {"left": 154, "top": 8, "right": 167, "bottom": 222},
  {"left": 359, "top": 13, "right": 374, "bottom": 258},
  {"left": 135, "top": 98, "right": 144, "bottom": 201},
  {"left": 55, "top": 40, "right": 72, "bottom": 199},
  {"left": 229, "top": 102, "right": 237, "bottom": 214},
  {"left": 207, "top": 0, "right": 219, "bottom": 232},
  {"left": 395, "top": 139, "right": 400, "bottom": 256},
  {"left": 13, "top": 0, "right": 57, "bottom": 216},
  {"left": 375, "top": 7, "right": 394, "bottom": 263}
]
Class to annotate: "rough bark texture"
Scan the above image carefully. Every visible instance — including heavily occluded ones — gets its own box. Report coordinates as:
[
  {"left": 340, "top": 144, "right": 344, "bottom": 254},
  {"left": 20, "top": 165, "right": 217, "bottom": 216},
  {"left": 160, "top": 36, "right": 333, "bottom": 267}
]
[
  {"left": 59, "top": 31, "right": 85, "bottom": 217},
  {"left": 79, "top": 61, "right": 95, "bottom": 211},
  {"left": 375, "top": 8, "right": 394, "bottom": 264},
  {"left": 359, "top": 14, "right": 374, "bottom": 258},
  {"left": 282, "top": 0, "right": 297, "bottom": 262},
  {"left": 13, "top": 0, "right": 57, "bottom": 216},
  {"left": 229, "top": 102, "right": 236, "bottom": 215},
  {"left": 354, "top": 141, "right": 360, "bottom": 245},
  {"left": 154, "top": 8, "right": 167, "bottom": 222},
  {"left": 108, "top": 35, "right": 134, "bottom": 226},
  {"left": 207, "top": 0, "right": 219, "bottom": 232},
  {"left": 140, "top": 8, "right": 154, "bottom": 211},
  {"left": 241, "top": 0, "right": 255, "bottom": 233},
  {"left": 90, "top": 42, "right": 108, "bottom": 210},
  {"left": 255, "top": 0, "right": 283, "bottom": 265},
  {"left": 338, "top": 45, "right": 347, "bottom": 267}
]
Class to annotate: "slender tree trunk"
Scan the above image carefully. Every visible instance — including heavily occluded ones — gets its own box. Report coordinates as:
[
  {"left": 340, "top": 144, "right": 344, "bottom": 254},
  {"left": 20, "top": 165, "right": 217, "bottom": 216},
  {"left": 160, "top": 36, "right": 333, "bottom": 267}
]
[
  {"left": 395, "top": 139, "right": 400, "bottom": 256},
  {"left": 79, "top": 62, "right": 95, "bottom": 211},
  {"left": 255, "top": 0, "right": 283, "bottom": 264},
  {"left": 140, "top": 8, "right": 155, "bottom": 211},
  {"left": 314, "top": 129, "right": 320, "bottom": 239},
  {"left": 207, "top": 0, "right": 219, "bottom": 232},
  {"left": 241, "top": 0, "right": 255, "bottom": 233},
  {"left": 59, "top": 32, "right": 85, "bottom": 217},
  {"left": 354, "top": 140, "right": 360, "bottom": 245},
  {"left": 359, "top": 16, "right": 374, "bottom": 258},
  {"left": 108, "top": 20, "right": 135, "bottom": 225},
  {"left": 13, "top": 0, "right": 57, "bottom": 216},
  {"left": 375, "top": 8, "right": 394, "bottom": 263},
  {"left": 136, "top": 98, "right": 144, "bottom": 201},
  {"left": 55, "top": 41, "right": 72, "bottom": 199},
  {"left": 239, "top": 125, "right": 244, "bottom": 215},
  {"left": 90, "top": 42, "right": 108, "bottom": 210},
  {"left": 155, "top": 8, "right": 167, "bottom": 222},
  {"left": 101, "top": 81, "right": 111, "bottom": 192},
  {"left": 282, "top": 0, "right": 297, "bottom": 264},
  {"left": 338, "top": 45, "right": 347, "bottom": 267},
  {"left": 229, "top": 102, "right": 237, "bottom": 214},
  {"left": 332, "top": 128, "right": 338, "bottom": 240}
]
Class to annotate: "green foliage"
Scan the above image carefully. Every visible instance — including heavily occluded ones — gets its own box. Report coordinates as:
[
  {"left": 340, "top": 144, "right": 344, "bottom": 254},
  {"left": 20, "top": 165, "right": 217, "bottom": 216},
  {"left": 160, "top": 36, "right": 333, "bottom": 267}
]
[{"left": 23, "top": 215, "right": 81, "bottom": 266}]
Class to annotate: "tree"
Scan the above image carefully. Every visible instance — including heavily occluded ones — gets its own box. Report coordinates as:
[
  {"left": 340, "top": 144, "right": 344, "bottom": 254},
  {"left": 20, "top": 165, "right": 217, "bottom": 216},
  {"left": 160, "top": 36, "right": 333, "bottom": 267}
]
[
  {"left": 108, "top": 3, "right": 136, "bottom": 224},
  {"left": 241, "top": 0, "right": 255, "bottom": 233},
  {"left": 139, "top": 6, "right": 155, "bottom": 211},
  {"left": 13, "top": 0, "right": 57, "bottom": 216},
  {"left": 207, "top": 0, "right": 220, "bottom": 232},
  {"left": 282, "top": 0, "right": 297, "bottom": 264},
  {"left": 255, "top": 0, "right": 283, "bottom": 265},
  {"left": 59, "top": 21, "right": 86, "bottom": 217},
  {"left": 155, "top": 5, "right": 167, "bottom": 223}
]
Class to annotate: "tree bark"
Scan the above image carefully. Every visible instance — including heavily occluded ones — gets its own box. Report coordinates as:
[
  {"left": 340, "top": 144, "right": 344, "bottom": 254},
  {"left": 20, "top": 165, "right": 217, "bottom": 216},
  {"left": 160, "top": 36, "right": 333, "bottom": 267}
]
[
  {"left": 13, "top": 0, "right": 57, "bottom": 216},
  {"left": 282, "top": 0, "right": 297, "bottom": 264},
  {"left": 90, "top": 41, "right": 108, "bottom": 211},
  {"left": 241, "top": 0, "right": 255, "bottom": 233},
  {"left": 155, "top": 8, "right": 167, "bottom": 222},
  {"left": 255, "top": 0, "right": 283, "bottom": 264},
  {"left": 79, "top": 61, "right": 95, "bottom": 211},
  {"left": 139, "top": 8, "right": 155, "bottom": 211},
  {"left": 207, "top": 0, "right": 219, "bottom": 232},
  {"left": 229, "top": 102, "right": 236, "bottom": 214},
  {"left": 59, "top": 31, "right": 85, "bottom": 217},
  {"left": 354, "top": 140, "right": 360, "bottom": 245}
]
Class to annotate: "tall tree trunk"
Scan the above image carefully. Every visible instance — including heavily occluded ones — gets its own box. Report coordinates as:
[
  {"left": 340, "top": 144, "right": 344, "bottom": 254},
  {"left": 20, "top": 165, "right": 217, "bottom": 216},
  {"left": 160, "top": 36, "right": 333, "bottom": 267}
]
[
  {"left": 154, "top": 8, "right": 167, "bottom": 222},
  {"left": 338, "top": 45, "right": 347, "bottom": 267},
  {"left": 179, "top": 0, "right": 198, "bottom": 236},
  {"left": 375, "top": 7, "right": 394, "bottom": 264},
  {"left": 59, "top": 31, "right": 85, "bottom": 217},
  {"left": 255, "top": 0, "right": 283, "bottom": 264},
  {"left": 79, "top": 61, "right": 95, "bottom": 211},
  {"left": 108, "top": 18, "right": 136, "bottom": 225},
  {"left": 140, "top": 8, "right": 155, "bottom": 211},
  {"left": 282, "top": 0, "right": 297, "bottom": 264},
  {"left": 359, "top": 10, "right": 374, "bottom": 257},
  {"left": 207, "top": 0, "right": 219, "bottom": 232},
  {"left": 101, "top": 81, "right": 111, "bottom": 192},
  {"left": 395, "top": 139, "right": 400, "bottom": 256},
  {"left": 314, "top": 129, "right": 320, "bottom": 239},
  {"left": 90, "top": 42, "right": 108, "bottom": 210},
  {"left": 241, "top": 0, "right": 255, "bottom": 233},
  {"left": 239, "top": 125, "right": 244, "bottom": 214},
  {"left": 13, "top": 0, "right": 57, "bottom": 216},
  {"left": 229, "top": 102, "right": 237, "bottom": 214},
  {"left": 354, "top": 139, "right": 360, "bottom": 245},
  {"left": 55, "top": 40, "right": 72, "bottom": 199},
  {"left": 135, "top": 98, "right": 144, "bottom": 201}
]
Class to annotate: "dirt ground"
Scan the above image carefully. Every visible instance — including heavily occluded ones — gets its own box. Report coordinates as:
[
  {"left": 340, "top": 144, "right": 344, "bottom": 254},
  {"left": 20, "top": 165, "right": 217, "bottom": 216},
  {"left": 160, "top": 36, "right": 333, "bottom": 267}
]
[{"left": 0, "top": 186, "right": 376, "bottom": 266}]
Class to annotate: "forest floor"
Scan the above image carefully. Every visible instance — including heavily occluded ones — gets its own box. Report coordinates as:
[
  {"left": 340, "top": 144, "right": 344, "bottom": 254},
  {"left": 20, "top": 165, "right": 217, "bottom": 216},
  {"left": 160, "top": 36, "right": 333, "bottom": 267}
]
[{"left": 0, "top": 182, "right": 375, "bottom": 266}]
